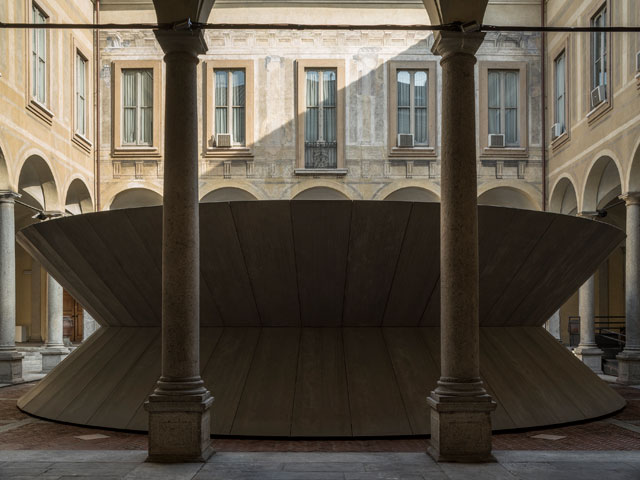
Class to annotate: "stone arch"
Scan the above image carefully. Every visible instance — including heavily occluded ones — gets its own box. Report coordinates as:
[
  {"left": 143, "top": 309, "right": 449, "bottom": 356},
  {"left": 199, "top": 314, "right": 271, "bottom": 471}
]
[
  {"left": 199, "top": 181, "right": 266, "bottom": 201},
  {"left": 477, "top": 182, "right": 541, "bottom": 210},
  {"left": 384, "top": 187, "right": 440, "bottom": 202},
  {"left": 287, "top": 180, "right": 357, "bottom": 200},
  {"left": 64, "top": 177, "right": 94, "bottom": 215},
  {"left": 292, "top": 186, "right": 350, "bottom": 200},
  {"left": 200, "top": 187, "right": 258, "bottom": 202},
  {"left": 17, "top": 154, "right": 60, "bottom": 211},
  {"left": 627, "top": 138, "right": 640, "bottom": 194},
  {"left": 107, "top": 187, "right": 163, "bottom": 210},
  {"left": 549, "top": 176, "right": 579, "bottom": 215},
  {"left": 581, "top": 154, "right": 623, "bottom": 213},
  {"left": 0, "top": 139, "right": 11, "bottom": 191}
]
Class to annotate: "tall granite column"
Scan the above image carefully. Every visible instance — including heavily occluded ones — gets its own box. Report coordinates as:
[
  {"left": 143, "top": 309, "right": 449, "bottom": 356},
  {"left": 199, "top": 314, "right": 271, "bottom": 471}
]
[
  {"left": 618, "top": 193, "right": 640, "bottom": 384},
  {"left": 144, "top": 29, "right": 213, "bottom": 463},
  {"left": 41, "top": 274, "right": 69, "bottom": 372},
  {"left": 0, "top": 192, "right": 23, "bottom": 382},
  {"left": 427, "top": 31, "right": 496, "bottom": 463},
  {"left": 574, "top": 275, "right": 603, "bottom": 373}
]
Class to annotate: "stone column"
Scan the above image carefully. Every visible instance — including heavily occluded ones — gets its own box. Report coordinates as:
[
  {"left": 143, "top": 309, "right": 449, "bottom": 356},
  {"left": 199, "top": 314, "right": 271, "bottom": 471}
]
[
  {"left": 617, "top": 193, "right": 640, "bottom": 384},
  {"left": 144, "top": 29, "right": 213, "bottom": 463},
  {"left": 427, "top": 31, "right": 496, "bottom": 463},
  {"left": 574, "top": 275, "right": 603, "bottom": 373},
  {"left": 82, "top": 309, "right": 99, "bottom": 341},
  {"left": 41, "top": 274, "right": 69, "bottom": 372},
  {"left": 0, "top": 192, "right": 23, "bottom": 383},
  {"left": 546, "top": 310, "right": 561, "bottom": 342}
]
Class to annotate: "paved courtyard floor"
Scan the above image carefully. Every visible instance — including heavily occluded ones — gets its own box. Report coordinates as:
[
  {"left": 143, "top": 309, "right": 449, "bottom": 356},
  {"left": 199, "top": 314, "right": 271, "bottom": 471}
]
[{"left": 0, "top": 380, "right": 638, "bottom": 478}]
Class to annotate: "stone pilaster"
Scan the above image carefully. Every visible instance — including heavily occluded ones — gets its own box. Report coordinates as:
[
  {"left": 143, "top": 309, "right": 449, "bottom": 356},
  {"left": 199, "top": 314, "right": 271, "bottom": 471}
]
[
  {"left": 41, "top": 274, "right": 69, "bottom": 372},
  {"left": 0, "top": 192, "right": 23, "bottom": 383},
  {"left": 144, "top": 29, "right": 213, "bottom": 463},
  {"left": 618, "top": 193, "right": 640, "bottom": 384},
  {"left": 427, "top": 31, "right": 496, "bottom": 463},
  {"left": 574, "top": 275, "right": 603, "bottom": 373}
]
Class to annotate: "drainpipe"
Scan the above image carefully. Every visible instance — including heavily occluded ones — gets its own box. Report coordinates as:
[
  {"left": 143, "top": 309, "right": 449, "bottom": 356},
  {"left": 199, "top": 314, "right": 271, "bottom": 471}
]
[
  {"left": 541, "top": 0, "right": 547, "bottom": 211},
  {"left": 94, "top": 0, "right": 100, "bottom": 211}
]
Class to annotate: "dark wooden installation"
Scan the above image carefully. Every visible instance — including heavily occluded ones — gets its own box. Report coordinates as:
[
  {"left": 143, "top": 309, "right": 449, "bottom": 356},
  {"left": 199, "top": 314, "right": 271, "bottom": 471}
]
[{"left": 16, "top": 201, "right": 626, "bottom": 436}]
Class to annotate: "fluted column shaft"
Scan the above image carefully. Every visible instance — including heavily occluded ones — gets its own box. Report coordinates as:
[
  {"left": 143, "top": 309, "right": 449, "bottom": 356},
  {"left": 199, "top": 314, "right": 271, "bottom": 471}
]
[
  {"left": 618, "top": 193, "right": 640, "bottom": 384},
  {"left": 427, "top": 31, "right": 495, "bottom": 463}
]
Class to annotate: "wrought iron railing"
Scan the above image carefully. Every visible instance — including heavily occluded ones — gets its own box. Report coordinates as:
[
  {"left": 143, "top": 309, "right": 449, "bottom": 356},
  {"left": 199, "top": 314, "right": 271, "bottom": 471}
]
[{"left": 568, "top": 315, "right": 626, "bottom": 350}]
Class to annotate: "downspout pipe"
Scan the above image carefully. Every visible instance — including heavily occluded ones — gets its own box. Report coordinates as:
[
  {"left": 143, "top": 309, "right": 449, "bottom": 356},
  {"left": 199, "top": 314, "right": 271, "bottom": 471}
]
[
  {"left": 94, "top": 0, "right": 100, "bottom": 211},
  {"left": 541, "top": 0, "right": 547, "bottom": 211}
]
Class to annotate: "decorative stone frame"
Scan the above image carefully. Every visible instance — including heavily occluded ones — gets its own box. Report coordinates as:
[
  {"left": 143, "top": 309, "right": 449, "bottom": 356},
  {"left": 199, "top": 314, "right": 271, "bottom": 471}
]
[
  {"left": 71, "top": 37, "right": 92, "bottom": 154},
  {"left": 586, "top": 0, "right": 612, "bottom": 125},
  {"left": 111, "top": 60, "right": 163, "bottom": 158},
  {"left": 203, "top": 60, "right": 255, "bottom": 161},
  {"left": 478, "top": 61, "right": 528, "bottom": 159},
  {"left": 25, "top": 0, "right": 54, "bottom": 126},
  {"left": 387, "top": 61, "right": 437, "bottom": 160},
  {"left": 295, "top": 59, "right": 347, "bottom": 175},
  {"left": 550, "top": 36, "right": 571, "bottom": 150}
]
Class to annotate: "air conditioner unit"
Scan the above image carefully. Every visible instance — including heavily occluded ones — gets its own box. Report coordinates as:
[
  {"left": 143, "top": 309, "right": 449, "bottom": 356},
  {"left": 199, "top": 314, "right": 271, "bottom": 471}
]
[
  {"left": 550, "top": 123, "right": 563, "bottom": 140},
  {"left": 590, "top": 85, "right": 606, "bottom": 109},
  {"left": 636, "top": 51, "right": 640, "bottom": 72},
  {"left": 216, "top": 133, "right": 232, "bottom": 148},
  {"left": 488, "top": 133, "right": 505, "bottom": 148},
  {"left": 397, "top": 133, "right": 414, "bottom": 148}
]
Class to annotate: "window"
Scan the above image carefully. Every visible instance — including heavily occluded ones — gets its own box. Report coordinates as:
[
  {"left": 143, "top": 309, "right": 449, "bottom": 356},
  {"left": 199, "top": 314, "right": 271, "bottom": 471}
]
[
  {"left": 554, "top": 52, "right": 566, "bottom": 134},
  {"left": 31, "top": 4, "right": 46, "bottom": 104},
  {"left": 214, "top": 69, "right": 246, "bottom": 146},
  {"left": 122, "top": 69, "right": 153, "bottom": 146},
  {"left": 591, "top": 6, "right": 607, "bottom": 96},
  {"left": 397, "top": 70, "right": 428, "bottom": 146},
  {"left": 304, "top": 69, "right": 337, "bottom": 168},
  {"left": 75, "top": 53, "right": 87, "bottom": 137},
  {"left": 295, "top": 60, "right": 345, "bottom": 173},
  {"left": 488, "top": 70, "right": 519, "bottom": 146}
]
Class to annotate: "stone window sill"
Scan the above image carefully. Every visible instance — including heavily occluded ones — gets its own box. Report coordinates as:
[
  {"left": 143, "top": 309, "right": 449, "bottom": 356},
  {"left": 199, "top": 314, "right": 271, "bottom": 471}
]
[
  {"left": 551, "top": 131, "right": 569, "bottom": 151},
  {"left": 26, "top": 99, "right": 54, "bottom": 126},
  {"left": 294, "top": 168, "right": 348, "bottom": 176},
  {"left": 480, "top": 147, "right": 528, "bottom": 159},
  {"left": 203, "top": 147, "right": 254, "bottom": 160},
  {"left": 388, "top": 147, "right": 437, "bottom": 159},
  {"left": 72, "top": 132, "right": 92, "bottom": 154},
  {"left": 112, "top": 146, "right": 161, "bottom": 158},
  {"left": 587, "top": 99, "right": 612, "bottom": 125}
]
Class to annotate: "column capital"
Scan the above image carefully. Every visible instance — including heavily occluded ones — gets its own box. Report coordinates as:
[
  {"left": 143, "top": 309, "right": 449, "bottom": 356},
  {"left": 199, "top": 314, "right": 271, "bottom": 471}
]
[
  {"left": 620, "top": 192, "right": 640, "bottom": 206},
  {"left": 154, "top": 30, "right": 207, "bottom": 57},
  {"left": 431, "top": 31, "right": 485, "bottom": 61},
  {"left": 0, "top": 191, "right": 20, "bottom": 204}
]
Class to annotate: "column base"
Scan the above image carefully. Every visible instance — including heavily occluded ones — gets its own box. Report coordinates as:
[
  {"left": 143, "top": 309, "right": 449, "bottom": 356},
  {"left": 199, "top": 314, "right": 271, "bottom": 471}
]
[
  {"left": 145, "top": 392, "right": 214, "bottom": 463},
  {"left": 41, "top": 347, "right": 69, "bottom": 373},
  {"left": 616, "top": 351, "right": 640, "bottom": 385},
  {"left": 574, "top": 346, "right": 603, "bottom": 374},
  {"left": 427, "top": 390, "right": 496, "bottom": 463},
  {"left": 0, "top": 351, "right": 24, "bottom": 383}
]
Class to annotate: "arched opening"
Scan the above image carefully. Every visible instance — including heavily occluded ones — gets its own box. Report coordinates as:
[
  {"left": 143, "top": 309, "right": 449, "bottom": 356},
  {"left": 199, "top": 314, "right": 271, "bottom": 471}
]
[
  {"left": 109, "top": 188, "right": 163, "bottom": 210},
  {"left": 583, "top": 156, "right": 622, "bottom": 213},
  {"left": 17, "top": 155, "right": 59, "bottom": 225},
  {"left": 384, "top": 187, "right": 439, "bottom": 202},
  {"left": 628, "top": 143, "right": 640, "bottom": 194},
  {"left": 292, "top": 186, "right": 350, "bottom": 200},
  {"left": 478, "top": 186, "right": 538, "bottom": 210},
  {"left": 201, "top": 187, "right": 257, "bottom": 202},
  {"left": 64, "top": 179, "right": 94, "bottom": 215},
  {"left": 549, "top": 178, "right": 578, "bottom": 215}
]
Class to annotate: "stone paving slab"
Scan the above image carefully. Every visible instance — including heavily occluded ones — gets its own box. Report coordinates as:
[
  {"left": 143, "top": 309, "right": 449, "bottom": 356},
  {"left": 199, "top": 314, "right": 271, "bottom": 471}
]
[{"left": 0, "top": 451, "right": 640, "bottom": 479}]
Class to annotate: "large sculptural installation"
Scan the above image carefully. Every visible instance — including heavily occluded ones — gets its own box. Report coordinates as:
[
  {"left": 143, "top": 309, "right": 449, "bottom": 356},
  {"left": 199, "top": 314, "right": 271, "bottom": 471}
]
[{"left": 16, "top": 201, "right": 625, "bottom": 436}]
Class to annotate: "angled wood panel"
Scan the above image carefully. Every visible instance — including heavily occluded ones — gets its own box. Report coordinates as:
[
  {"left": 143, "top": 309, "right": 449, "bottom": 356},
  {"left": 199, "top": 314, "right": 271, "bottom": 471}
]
[
  {"left": 200, "top": 204, "right": 260, "bottom": 326},
  {"left": 291, "top": 202, "right": 352, "bottom": 327},
  {"left": 343, "top": 202, "right": 412, "bottom": 326},
  {"left": 231, "top": 328, "right": 300, "bottom": 435},
  {"left": 291, "top": 328, "right": 351, "bottom": 436},
  {"left": 230, "top": 202, "right": 300, "bottom": 326},
  {"left": 343, "top": 328, "right": 412, "bottom": 436},
  {"left": 383, "top": 204, "right": 440, "bottom": 327}
]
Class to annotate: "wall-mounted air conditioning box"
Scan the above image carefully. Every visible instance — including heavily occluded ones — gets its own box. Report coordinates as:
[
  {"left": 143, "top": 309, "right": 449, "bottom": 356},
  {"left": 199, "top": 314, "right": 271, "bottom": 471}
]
[
  {"left": 550, "top": 123, "right": 563, "bottom": 140},
  {"left": 397, "top": 133, "right": 414, "bottom": 148},
  {"left": 488, "top": 134, "right": 505, "bottom": 148},
  {"left": 216, "top": 133, "right": 232, "bottom": 148},
  {"left": 590, "top": 85, "right": 606, "bottom": 109},
  {"left": 636, "top": 51, "right": 640, "bottom": 72}
]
